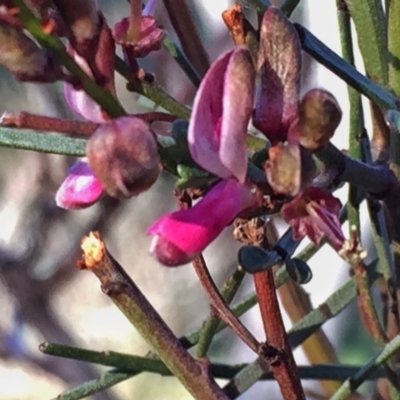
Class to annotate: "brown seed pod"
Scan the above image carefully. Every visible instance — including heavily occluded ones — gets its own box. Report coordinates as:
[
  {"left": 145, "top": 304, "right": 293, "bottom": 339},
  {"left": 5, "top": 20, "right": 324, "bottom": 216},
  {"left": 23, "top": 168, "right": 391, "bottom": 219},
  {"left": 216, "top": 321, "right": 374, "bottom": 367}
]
[
  {"left": 86, "top": 116, "right": 160, "bottom": 198},
  {"left": 296, "top": 88, "right": 342, "bottom": 150}
]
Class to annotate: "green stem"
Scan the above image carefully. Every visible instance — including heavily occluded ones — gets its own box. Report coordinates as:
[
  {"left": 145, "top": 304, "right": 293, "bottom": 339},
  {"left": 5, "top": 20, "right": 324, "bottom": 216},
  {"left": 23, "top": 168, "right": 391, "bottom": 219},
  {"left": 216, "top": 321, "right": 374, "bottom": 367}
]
[
  {"left": 0, "top": 126, "right": 86, "bottom": 156},
  {"left": 115, "top": 56, "right": 191, "bottom": 119},
  {"left": 388, "top": 0, "right": 400, "bottom": 96},
  {"left": 50, "top": 369, "right": 131, "bottom": 400},
  {"left": 295, "top": 24, "right": 400, "bottom": 111},
  {"left": 41, "top": 342, "right": 400, "bottom": 382},
  {"left": 162, "top": 35, "right": 201, "bottom": 87},
  {"left": 281, "top": 0, "right": 301, "bottom": 17},
  {"left": 330, "top": 335, "right": 400, "bottom": 400},
  {"left": 345, "top": 0, "right": 388, "bottom": 86}
]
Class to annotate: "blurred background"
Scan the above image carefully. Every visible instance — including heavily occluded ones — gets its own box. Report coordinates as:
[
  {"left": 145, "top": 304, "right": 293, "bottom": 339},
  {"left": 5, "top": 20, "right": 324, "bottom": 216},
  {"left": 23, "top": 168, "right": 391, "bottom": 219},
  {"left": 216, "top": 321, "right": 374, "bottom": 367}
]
[{"left": 0, "top": 0, "right": 380, "bottom": 399}]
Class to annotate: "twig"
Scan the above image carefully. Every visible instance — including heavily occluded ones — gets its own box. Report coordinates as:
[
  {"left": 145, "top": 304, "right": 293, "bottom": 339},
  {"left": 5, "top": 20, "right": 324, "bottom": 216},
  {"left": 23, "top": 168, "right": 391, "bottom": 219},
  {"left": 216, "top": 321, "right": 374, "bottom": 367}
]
[
  {"left": 253, "top": 267, "right": 305, "bottom": 399},
  {"left": 50, "top": 369, "right": 132, "bottom": 400},
  {"left": 11, "top": 0, "right": 126, "bottom": 118},
  {"left": 192, "top": 255, "right": 261, "bottom": 354},
  {"left": 162, "top": 35, "right": 201, "bottom": 87},
  {"left": 162, "top": 0, "right": 210, "bottom": 77},
  {"left": 41, "top": 342, "right": 400, "bottom": 381},
  {"left": 295, "top": 24, "right": 400, "bottom": 111},
  {"left": 115, "top": 56, "right": 191, "bottom": 119},
  {"left": 196, "top": 267, "right": 246, "bottom": 358},
  {"left": 78, "top": 232, "right": 229, "bottom": 400},
  {"left": 331, "top": 335, "right": 400, "bottom": 400},
  {"left": 0, "top": 126, "right": 86, "bottom": 156}
]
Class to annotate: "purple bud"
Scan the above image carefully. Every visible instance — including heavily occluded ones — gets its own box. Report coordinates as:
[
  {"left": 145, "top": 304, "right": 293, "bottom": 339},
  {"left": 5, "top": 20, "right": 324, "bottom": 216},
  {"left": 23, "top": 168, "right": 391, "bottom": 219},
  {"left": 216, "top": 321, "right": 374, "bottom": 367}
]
[
  {"left": 253, "top": 6, "right": 301, "bottom": 143},
  {"left": 86, "top": 116, "right": 160, "bottom": 198}
]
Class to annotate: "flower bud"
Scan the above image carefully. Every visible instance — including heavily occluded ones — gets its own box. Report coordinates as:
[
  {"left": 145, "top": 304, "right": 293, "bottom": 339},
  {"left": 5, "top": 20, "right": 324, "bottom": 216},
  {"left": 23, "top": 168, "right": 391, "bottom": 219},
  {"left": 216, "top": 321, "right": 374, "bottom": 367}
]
[
  {"left": 253, "top": 6, "right": 301, "bottom": 143},
  {"left": 0, "top": 20, "right": 62, "bottom": 82},
  {"left": 86, "top": 116, "right": 160, "bottom": 198},
  {"left": 296, "top": 89, "right": 342, "bottom": 150}
]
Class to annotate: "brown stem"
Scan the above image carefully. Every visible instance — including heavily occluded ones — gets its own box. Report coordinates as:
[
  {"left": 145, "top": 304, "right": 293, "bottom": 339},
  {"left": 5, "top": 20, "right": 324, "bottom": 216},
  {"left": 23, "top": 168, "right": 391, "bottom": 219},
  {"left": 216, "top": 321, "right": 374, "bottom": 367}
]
[
  {"left": 78, "top": 232, "right": 229, "bottom": 400},
  {"left": 162, "top": 0, "right": 210, "bottom": 76},
  {"left": 0, "top": 111, "right": 178, "bottom": 136},
  {"left": 0, "top": 112, "right": 98, "bottom": 135},
  {"left": 192, "top": 255, "right": 261, "bottom": 354},
  {"left": 254, "top": 270, "right": 305, "bottom": 399},
  {"left": 354, "top": 261, "right": 388, "bottom": 342}
]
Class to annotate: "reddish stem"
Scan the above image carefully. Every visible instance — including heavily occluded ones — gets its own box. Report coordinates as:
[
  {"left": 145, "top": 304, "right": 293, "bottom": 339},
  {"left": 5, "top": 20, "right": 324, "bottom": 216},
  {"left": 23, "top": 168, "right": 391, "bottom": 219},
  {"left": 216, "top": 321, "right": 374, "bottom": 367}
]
[
  {"left": 0, "top": 111, "right": 178, "bottom": 136},
  {"left": 253, "top": 269, "right": 305, "bottom": 399}
]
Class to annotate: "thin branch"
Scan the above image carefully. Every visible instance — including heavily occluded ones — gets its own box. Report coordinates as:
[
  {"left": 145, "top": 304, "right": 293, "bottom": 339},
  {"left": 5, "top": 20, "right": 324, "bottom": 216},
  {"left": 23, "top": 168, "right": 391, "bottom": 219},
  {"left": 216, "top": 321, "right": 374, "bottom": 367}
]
[
  {"left": 331, "top": 335, "right": 400, "bottom": 400},
  {"left": 78, "top": 232, "right": 229, "bottom": 400},
  {"left": 192, "top": 255, "right": 261, "bottom": 354},
  {"left": 295, "top": 24, "right": 400, "bottom": 111},
  {"left": 162, "top": 0, "right": 210, "bottom": 77},
  {"left": 11, "top": 0, "right": 126, "bottom": 118},
  {"left": 0, "top": 126, "right": 86, "bottom": 155},
  {"left": 196, "top": 266, "right": 246, "bottom": 358}
]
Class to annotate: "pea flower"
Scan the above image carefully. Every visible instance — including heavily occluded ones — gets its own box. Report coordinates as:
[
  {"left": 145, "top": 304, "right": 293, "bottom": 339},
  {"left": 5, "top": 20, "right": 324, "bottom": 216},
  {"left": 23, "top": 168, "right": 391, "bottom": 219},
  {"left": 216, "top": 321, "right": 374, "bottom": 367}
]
[
  {"left": 254, "top": 6, "right": 345, "bottom": 248},
  {"left": 148, "top": 47, "right": 259, "bottom": 266},
  {"left": 56, "top": 116, "right": 159, "bottom": 209}
]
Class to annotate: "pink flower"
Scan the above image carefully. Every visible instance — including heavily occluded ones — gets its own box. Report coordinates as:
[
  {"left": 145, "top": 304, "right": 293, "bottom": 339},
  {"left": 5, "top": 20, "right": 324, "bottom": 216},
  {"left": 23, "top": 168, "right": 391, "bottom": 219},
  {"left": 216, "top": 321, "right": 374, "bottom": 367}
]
[
  {"left": 148, "top": 47, "right": 259, "bottom": 266},
  {"left": 56, "top": 116, "right": 159, "bottom": 209},
  {"left": 56, "top": 159, "right": 104, "bottom": 209},
  {"left": 281, "top": 186, "right": 345, "bottom": 251}
]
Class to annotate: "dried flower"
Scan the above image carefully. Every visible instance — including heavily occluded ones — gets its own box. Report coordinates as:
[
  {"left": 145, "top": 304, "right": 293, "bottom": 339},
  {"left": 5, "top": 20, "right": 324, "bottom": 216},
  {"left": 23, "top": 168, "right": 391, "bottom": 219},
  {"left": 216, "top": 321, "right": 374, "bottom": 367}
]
[{"left": 281, "top": 186, "right": 345, "bottom": 250}]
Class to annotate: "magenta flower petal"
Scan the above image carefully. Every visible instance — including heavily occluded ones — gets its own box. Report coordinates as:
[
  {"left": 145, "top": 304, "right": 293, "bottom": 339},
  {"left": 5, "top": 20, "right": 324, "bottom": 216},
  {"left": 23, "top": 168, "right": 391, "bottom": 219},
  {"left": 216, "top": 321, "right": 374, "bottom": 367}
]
[
  {"left": 148, "top": 179, "right": 257, "bottom": 266},
  {"left": 188, "top": 47, "right": 255, "bottom": 183},
  {"left": 56, "top": 159, "right": 104, "bottom": 209},
  {"left": 281, "top": 186, "right": 345, "bottom": 250},
  {"left": 253, "top": 7, "right": 301, "bottom": 143}
]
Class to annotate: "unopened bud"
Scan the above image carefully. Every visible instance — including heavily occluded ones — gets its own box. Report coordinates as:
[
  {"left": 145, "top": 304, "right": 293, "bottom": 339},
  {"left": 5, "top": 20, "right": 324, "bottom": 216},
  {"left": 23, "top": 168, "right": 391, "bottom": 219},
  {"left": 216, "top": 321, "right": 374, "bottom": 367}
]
[
  {"left": 86, "top": 116, "right": 160, "bottom": 198},
  {"left": 0, "top": 20, "right": 62, "bottom": 82},
  {"left": 296, "top": 89, "right": 342, "bottom": 150}
]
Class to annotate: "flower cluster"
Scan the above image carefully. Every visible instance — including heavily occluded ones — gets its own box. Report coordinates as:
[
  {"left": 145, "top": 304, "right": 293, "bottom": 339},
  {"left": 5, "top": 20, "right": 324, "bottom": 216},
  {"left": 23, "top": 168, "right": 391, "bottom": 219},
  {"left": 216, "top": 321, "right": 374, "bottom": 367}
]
[
  {"left": 5, "top": 1, "right": 345, "bottom": 266},
  {"left": 54, "top": 0, "right": 163, "bottom": 208},
  {"left": 148, "top": 6, "right": 346, "bottom": 266}
]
